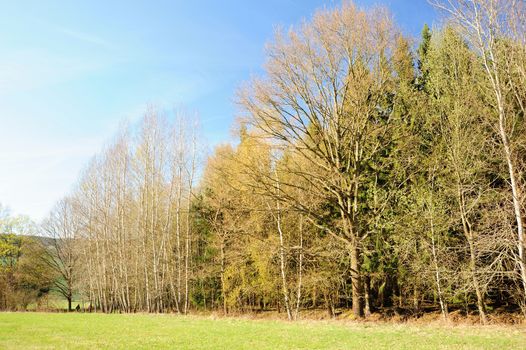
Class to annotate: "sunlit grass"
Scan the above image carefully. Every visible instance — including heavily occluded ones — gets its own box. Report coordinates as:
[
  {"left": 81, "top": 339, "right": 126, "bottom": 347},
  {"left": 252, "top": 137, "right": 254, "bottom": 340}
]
[{"left": 0, "top": 312, "right": 524, "bottom": 349}]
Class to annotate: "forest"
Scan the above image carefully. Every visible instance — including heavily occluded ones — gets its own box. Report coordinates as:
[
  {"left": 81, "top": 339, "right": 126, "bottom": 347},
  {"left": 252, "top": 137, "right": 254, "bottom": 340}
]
[{"left": 2, "top": 0, "right": 526, "bottom": 326}]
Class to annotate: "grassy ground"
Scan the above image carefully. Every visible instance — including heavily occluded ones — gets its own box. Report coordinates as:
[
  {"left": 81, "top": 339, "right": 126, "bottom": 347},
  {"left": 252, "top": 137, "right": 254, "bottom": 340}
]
[{"left": 0, "top": 312, "right": 525, "bottom": 349}]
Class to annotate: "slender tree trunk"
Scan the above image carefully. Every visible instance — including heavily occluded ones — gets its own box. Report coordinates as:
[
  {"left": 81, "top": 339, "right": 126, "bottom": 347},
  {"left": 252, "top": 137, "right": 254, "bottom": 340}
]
[
  {"left": 457, "top": 183, "right": 487, "bottom": 324},
  {"left": 294, "top": 216, "right": 303, "bottom": 320},
  {"left": 184, "top": 124, "right": 197, "bottom": 315},
  {"left": 430, "top": 215, "right": 448, "bottom": 320},
  {"left": 364, "top": 274, "right": 371, "bottom": 317},
  {"left": 500, "top": 121, "right": 526, "bottom": 298},
  {"left": 220, "top": 239, "right": 227, "bottom": 315},
  {"left": 469, "top": 239, "right": 488, "bottom": 325},
  {"left": 273, "top": 199, "right": 292, "bottom": 321},
  {"left": 476, "top": 17, "right": 526, "bottom": 300},
  {"left": 176, "top": 175, "right": 182, "bottom": 312},
  {"left": 184, "top": 184, "right": 193, "bottom": 314}
]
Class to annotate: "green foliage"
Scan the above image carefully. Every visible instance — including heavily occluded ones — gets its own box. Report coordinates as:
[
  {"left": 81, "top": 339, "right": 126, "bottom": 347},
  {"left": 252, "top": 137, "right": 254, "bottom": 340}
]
[{"left": 0, "top": 209, "right": 53, "bottom": 310}]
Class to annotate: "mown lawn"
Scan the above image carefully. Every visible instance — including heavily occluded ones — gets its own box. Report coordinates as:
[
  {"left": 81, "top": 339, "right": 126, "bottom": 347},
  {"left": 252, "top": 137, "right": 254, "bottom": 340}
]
[{"left": 0, "top": 312, "right": 524, "bottom": 349}]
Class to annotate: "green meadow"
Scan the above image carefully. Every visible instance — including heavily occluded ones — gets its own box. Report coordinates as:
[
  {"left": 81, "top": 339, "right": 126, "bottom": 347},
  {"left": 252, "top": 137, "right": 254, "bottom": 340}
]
[{"left": 0, "top": 312, "right": 524, "bottom": 349}]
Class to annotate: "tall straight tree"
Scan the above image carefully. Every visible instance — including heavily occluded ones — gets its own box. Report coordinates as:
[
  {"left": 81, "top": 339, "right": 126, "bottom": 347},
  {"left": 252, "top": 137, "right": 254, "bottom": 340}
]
[
  {"left": 425, "top": 27, "right": 498, "bottom": 324},
  {"left": 66, "top": 108, "right": 200, "bottom": 314},
  {"left": 431, "top": 0, "right": 526, "bottom": 303}
]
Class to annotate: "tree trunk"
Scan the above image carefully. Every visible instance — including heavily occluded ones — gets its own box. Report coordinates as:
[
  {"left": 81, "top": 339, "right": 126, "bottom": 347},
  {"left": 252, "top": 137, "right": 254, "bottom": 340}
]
[
  {"left": 469, "top": 239, "right": 488, "bottom": 325},
  {"left": 479, "top": 23, "right": 526, "bottom": 301},
  {"left": 430, "top": 220, "right": 448, "bottom": 321},
  {"left": 294, "top": 217, "right": 303, "bottom": 321},
  {"left": 220, "top": 239, "right": 227, "bottom": 315},
  {"left": 350, "top": 243, "right": 363, "bottom": 318},
  {"left": 275, "top": 202, "right": 292, "bottom": 321},
  {"left": 364, "top": 274, "right": 371, "bottom": 317},
  {"left": 413, "top": 286, "right": 420, "bottom": 315},
  {"left": 457, "top": 183, "right": 487, "bottom": 324},
  {"left": 500, "top": 122, "right": 526, "bottom": 298}
]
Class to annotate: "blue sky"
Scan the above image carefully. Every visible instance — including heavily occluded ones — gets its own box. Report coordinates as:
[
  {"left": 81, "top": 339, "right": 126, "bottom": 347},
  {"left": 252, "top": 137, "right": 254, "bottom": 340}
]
[{"left": 0, "top": 0, "right": 437, "bottom": 221}]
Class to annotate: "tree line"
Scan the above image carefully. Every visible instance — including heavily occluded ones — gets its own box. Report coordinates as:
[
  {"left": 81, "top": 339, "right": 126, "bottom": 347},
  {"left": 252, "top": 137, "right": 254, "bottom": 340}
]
[{"left": 1, "top": 0, "right": 526, "bottom": 324}]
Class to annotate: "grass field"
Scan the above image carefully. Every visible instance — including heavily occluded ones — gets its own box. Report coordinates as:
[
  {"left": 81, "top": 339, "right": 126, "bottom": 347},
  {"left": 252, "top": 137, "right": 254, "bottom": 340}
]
[{"left": 0, "top": 313, "right": 525, "bottom": 349}]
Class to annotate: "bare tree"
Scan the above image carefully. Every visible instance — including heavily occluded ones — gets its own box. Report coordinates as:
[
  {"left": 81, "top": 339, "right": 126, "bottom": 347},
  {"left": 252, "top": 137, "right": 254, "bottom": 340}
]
[{"left": 42, "top": 198, "right": 80, "bottom": 311}]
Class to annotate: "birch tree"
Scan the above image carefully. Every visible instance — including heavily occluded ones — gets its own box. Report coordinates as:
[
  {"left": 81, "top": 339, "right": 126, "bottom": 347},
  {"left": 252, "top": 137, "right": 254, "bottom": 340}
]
[{"left": 430, "top": 0, "right": 526, "bottom": 305}]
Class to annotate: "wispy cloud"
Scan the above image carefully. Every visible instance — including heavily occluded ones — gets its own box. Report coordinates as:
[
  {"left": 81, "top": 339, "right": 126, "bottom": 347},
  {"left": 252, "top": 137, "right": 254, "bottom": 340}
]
[
  {"left": 0, "top": 23, "right": 118, "bottom": 94},
  {"left": 0, "top": 49, "right": 105, "bottom": 94},
  {"left": 53, "top": 25, "right": 115, "bottom": 50}
]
